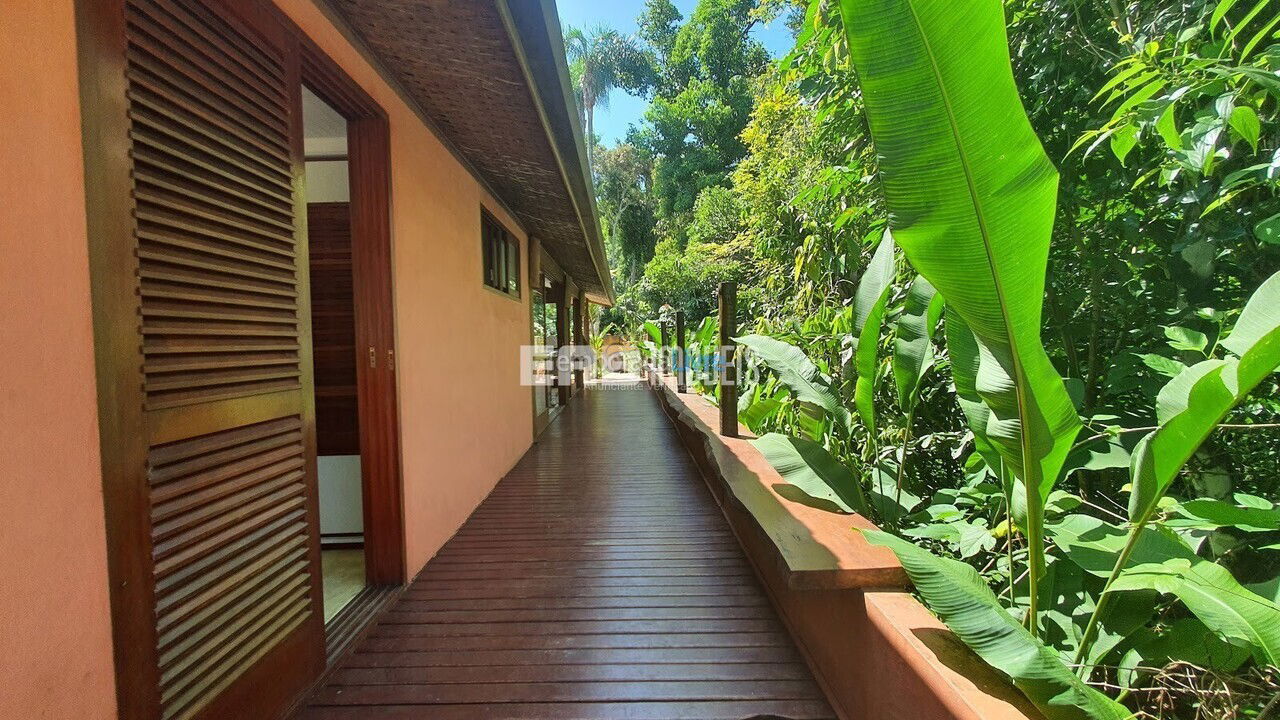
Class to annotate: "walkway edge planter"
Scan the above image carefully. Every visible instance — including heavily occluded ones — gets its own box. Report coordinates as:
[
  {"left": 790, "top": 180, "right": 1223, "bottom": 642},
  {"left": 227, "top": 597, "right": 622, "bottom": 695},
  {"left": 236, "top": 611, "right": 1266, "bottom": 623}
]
[{"left": 647, "top": 373, "right": 1044, "bottom": 720}]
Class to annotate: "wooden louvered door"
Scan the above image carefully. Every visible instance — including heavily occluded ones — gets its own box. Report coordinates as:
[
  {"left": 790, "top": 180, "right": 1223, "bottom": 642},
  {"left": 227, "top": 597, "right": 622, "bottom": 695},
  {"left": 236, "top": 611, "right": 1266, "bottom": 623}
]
[{"left": 78, "top": 0, "right": 325, "bottom": 718}]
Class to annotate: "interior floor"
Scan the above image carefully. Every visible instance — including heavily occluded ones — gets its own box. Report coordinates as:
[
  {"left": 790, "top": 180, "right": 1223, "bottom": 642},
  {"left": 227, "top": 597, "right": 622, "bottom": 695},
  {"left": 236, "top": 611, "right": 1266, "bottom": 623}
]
[{"left": 321, "top": 548, "right": 366, "bottom": 621}]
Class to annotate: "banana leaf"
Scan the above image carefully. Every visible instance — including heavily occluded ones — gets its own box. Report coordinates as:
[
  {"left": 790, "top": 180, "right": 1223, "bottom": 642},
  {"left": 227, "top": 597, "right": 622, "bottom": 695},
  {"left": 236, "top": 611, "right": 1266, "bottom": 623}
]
[
  {"left": 1048, "top": 514, "right": 1192, "bottom": 578},
  {"left": 893, "top": 274, "right": 945, "bottom": 414},
  {"left": 864, "top": 531, "right": 1133, "bottom": 720},
  {"left": 838, "top": 0, "right": 1083, "bottom": 626},
  {"left": 753, "top": 432, "right": 868, "bottom": 514},
  {"left": 944, "top": 309, "right": 1001, "bottom": 471},
  {"left": 1170, "top": 497, "right": 1280, "bottom": 531},
  {"left": 740, "top": 397, "right": 784, "bottom": 435},
  {"left": 851, "top": 230, "right": 897, "bottom": 432},
  {"left": 946, "top": 309, "right": 1029, "bottom": 529},
  {"left": 1111, "top": 559, "right": 1280, "bottom": 665},
  {"left": 1141, "top": 618, "right": 1250, "bottom": 672},
  {"left": 866, "top": 463, "right": 923, "bottom": 524},
  {"left": 735, "top": 335, "right": 852, "bottom": 434},
  {"left": 1129, "top": 271, "right": 1280, "bottom": 523},
  {"left": 692, "top": 316, "right": 717, "bottom": 347},
  {"left": 642, "top": 320, "right": 662, "bottom": 345},
  {"left": 1050, "top": 514, "right": 1280, "bottom": 664}
]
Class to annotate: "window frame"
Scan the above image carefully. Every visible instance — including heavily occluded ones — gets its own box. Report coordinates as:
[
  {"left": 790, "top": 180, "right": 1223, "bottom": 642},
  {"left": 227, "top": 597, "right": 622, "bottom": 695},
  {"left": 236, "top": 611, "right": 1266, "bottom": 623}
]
[{"left": 481, "top": 208, "right": 520, "bottom": 299}]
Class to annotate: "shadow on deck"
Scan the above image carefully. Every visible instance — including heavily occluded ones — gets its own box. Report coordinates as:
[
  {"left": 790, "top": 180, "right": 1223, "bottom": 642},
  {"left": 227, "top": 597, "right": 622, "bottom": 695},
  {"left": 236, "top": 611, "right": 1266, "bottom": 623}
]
[{"left": 295, "top": 378, "right": 836, "bottom": 719}]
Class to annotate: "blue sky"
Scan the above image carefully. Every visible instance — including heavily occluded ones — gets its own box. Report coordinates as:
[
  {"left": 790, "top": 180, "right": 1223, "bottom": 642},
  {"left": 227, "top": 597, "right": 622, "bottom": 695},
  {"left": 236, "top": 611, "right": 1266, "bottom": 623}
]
[{"left": 555, "top": 0, "right": 795, "bottom": 146}]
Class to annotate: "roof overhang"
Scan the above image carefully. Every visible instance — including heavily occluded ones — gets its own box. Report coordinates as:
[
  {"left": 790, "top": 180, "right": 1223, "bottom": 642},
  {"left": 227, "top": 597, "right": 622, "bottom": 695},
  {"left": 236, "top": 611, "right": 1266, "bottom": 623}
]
[{"left": 321, "top": 0, "right": 614, "bottom": 305}]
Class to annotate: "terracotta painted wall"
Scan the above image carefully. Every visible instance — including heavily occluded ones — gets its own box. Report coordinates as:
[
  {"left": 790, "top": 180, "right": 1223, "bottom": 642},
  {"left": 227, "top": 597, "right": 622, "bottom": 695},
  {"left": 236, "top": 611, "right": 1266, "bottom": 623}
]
[
  {"left": 0, "top": 1, "right": 538, "bottom": 714},
  {"left": 275, "top": 0, "right": 536, "bottom": 576},
  {"left": 0, "top": 1, "right": 118, "bottom": 718}
]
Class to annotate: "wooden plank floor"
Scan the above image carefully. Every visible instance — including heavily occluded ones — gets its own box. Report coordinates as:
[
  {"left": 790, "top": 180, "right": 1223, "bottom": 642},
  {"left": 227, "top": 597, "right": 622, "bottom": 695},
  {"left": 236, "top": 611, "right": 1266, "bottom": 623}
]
[{"left": 296, "top": 378, "right": 836, "bottom": 719}]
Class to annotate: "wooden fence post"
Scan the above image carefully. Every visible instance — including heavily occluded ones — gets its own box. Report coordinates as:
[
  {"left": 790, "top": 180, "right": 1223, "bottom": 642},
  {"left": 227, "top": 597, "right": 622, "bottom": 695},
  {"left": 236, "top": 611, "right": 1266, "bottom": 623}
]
[
  {"left": 659, "top": 321, "right": 670, "bottom": 375},
  {"left": 675, "top": 310, "right": 687, "bottom": 393},
  {"left": 718, "top": 282, "right": 737, "bottom": 437}
]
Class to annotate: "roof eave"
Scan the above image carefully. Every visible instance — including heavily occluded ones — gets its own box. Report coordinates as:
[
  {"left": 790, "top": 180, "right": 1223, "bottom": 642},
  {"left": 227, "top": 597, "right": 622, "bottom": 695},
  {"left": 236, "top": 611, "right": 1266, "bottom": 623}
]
[{"left": 494, "top": 0, "right": 615, "bottom": 307}]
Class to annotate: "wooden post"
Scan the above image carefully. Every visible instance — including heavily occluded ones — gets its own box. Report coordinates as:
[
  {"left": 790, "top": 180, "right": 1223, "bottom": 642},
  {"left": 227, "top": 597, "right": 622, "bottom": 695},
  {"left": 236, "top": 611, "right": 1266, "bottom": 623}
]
[
  {"left": 556, "top": 281, "right": 570, "bottom": 406},
  {"left": 675, "top": 310, "right": 687, "bottom": 394},
  {"left": 718, "top": 282, "right": 737, "bottom": 437},
  {"left": 575, "top": 293, "right": 587, "bottom": 390},
  {"left": 659, "top": 321, "right": 670, "bottom": 375}
]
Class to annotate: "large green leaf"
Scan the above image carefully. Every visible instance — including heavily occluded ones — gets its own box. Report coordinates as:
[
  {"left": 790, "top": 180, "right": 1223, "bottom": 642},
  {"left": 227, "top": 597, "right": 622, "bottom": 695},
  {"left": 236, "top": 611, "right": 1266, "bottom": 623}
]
[
  {"left": 1050, "top": 514, "right": 1280, "bottom": 664},
  {"left": 838, "top": 0, "right": 1083, "bottom": 623},
  {"left": 946, "top": 309, "right": 1027, "bottom": 528},
  {"left": 866, "top": 463, "right": 923, "bottom": 524},
  {"left": 1129, "top": 271, "right": 1280, "bottom": 522},
  {"left": 753, "top": 432, "right": 918, "bottom": 523},
  {"left": 893, "top": 274, "right": 945, "bottom": 414},
  {"left": 642, "top": 320, "right": 662, "bottom": 345},
  {"left": 1142, "top": 618, "right": 1250, "bottom": 672},
  {"left": 739, "top": 397, "right": 784, "bottom": 435},
  {"left": 1111, "top": 559, "right": 1280, "bottom": 665},
  {"left": 1222, "top": 271, "right": 1280, "bottom": 356},
  {"left": 1170, "top": 497, "right": 1280, "bottom": 531},
  {"left": 753, "top": 432, "right": 868, "bottom": 514},
  {"left": 944, "top": 309, "right": 1001, "bottom": 470},
  {"left": 1048, "top": 514, "right": 1194, "bottom": 578},
  {"left": 736, "top": 335, "right": 852, "bottom": 433},
  {"left": 864, "top": 531, "right": 1133, "bottom": 720},
  {"left": 692, "top": 316, "right": 717, "bottom": 347},
  {"left": 853, "top": 230, "right": 899, "bottom": 336},
  {"left": 837, "top": 0, "right": 1079, "bottom": 490},
  {"left": 1036, "top": 555, "right": 1156, "bottom": 670},
  {"left": 1061, "top": 436, "right": 1131, "bottom": 477},
  {"left": 851, "top": 231, "right": 897, "bottom": 433}
]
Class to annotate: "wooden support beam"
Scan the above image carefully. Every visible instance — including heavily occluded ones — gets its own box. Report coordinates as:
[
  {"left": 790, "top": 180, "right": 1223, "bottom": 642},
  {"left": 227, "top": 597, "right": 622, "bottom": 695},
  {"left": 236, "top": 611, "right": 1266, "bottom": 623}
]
[
  {"left": 575, "top": 292, "right": 587, "bottom": 390},
  {"left": 556, "top": 281, "right": 570, "bottom": 406},
  {"left": 675, "top": 310, "right": 687, "bottom": 394},
  {"left": 718, "top": 282, "right": 737, "bottom": 437},
  {"left": 659, "top": 321, "right": 670, "bottom": 375}
]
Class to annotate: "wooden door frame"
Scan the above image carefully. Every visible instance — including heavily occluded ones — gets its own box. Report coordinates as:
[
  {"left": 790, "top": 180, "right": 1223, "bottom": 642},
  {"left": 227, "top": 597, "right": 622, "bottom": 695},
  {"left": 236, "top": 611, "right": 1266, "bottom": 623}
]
[{"left": 298, "top": 35, "right": 406, "bottom": 591}]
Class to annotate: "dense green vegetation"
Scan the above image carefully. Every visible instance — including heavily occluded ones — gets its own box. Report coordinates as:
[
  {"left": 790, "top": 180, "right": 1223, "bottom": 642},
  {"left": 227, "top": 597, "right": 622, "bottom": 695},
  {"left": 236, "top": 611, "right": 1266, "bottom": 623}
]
[{"left": 569, "top": 0, "right": 1280, "bottom": 716}]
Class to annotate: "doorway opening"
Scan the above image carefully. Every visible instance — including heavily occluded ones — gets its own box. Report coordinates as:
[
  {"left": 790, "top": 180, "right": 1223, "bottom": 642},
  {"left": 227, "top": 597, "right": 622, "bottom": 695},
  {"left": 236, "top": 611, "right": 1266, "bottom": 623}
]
[
  {"left": 302, "top": 86, "right": 366, "bottom": 621},
  {"left": 299, "top": 44, "right": 406, "bottom": 641}
]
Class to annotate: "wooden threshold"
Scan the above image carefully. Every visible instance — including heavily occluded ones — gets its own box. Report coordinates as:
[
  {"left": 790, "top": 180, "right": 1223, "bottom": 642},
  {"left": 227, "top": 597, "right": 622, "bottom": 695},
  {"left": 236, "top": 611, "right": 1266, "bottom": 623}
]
[{"left": 325, "top": 584, "right": 401, "bottom": 666}]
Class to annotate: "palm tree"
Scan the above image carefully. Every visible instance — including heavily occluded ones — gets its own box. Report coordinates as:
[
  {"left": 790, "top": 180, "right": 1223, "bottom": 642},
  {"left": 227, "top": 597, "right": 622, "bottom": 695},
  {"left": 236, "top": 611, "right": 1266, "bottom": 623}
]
[{"left": 564, "top": 25, "right": 653, "bottom": 169}]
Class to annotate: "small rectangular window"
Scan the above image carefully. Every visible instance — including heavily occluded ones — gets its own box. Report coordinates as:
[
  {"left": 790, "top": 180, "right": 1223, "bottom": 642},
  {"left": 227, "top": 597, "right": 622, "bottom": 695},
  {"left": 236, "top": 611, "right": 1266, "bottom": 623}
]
[
  {"left": 482, "top": 210, "right": 519, "bottom": 298},
  {"left": 505, "top": 237, "right": 519, "bottom": 295}
]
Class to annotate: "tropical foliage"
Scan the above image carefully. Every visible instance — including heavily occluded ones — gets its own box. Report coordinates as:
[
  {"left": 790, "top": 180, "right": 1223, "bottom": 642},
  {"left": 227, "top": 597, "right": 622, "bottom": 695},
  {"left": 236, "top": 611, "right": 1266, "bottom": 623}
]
[
  {"left": 565, "top": 25, "right": 654, "bottom": 169},
  {"left": 570, "top": 0, "right": 1280, "bottom": 715}
]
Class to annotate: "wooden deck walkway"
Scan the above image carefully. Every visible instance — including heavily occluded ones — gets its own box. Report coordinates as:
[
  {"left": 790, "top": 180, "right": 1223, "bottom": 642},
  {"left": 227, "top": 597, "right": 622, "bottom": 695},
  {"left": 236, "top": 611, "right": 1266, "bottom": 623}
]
[{"left": 296, "top": 378, "right": 836, "bottom": 719}]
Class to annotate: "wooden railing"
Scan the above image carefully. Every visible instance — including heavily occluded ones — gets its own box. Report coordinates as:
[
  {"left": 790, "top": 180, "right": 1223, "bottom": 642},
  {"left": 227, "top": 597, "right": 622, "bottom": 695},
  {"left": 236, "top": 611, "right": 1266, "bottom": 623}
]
[{"left": 653, "top": 281, "right": 738, "bottom": 437}]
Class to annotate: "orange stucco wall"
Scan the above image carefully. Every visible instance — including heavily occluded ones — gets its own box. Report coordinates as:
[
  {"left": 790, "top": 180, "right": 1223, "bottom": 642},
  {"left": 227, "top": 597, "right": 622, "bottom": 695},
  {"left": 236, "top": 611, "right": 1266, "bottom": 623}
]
[
  {"left": 1, "top": 1, "right": 537, "bottom": 715},
  {"left": 275, "top": 0, "right": 536, "bottom": 575},
  {"left": 0, "top": 1, "right": 118, "bottom": 719}
]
